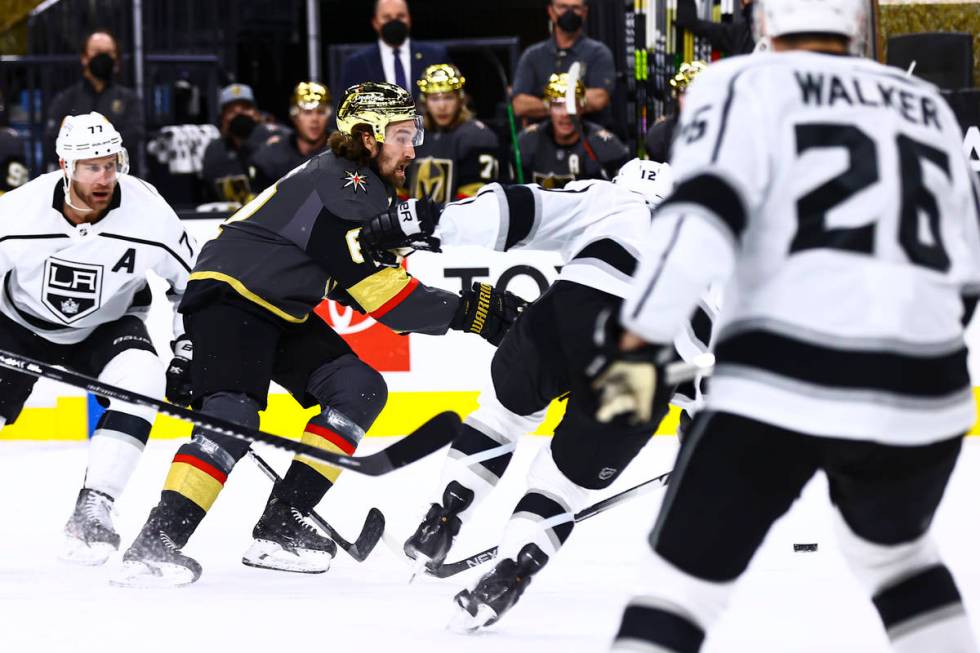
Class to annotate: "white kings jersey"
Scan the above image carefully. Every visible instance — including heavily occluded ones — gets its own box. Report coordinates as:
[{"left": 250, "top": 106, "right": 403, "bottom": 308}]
[
  {"left": 437, "top": 180, "right": 718, "bottom": 415},
  {"left": 622, "top": 52, "right": 980, "bottom": 445},
  {"left": 438, "top": 180, "right": 650, "bottom": 300},
  {"left": 0, "top": 171, "right": 197, "bottom": 345}
]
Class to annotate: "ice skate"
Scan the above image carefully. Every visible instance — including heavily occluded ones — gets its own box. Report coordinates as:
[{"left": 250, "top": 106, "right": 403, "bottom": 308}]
[
  {"left": 60, "top": 489, "right": 120, "bottom": 566},
  {"left": 404, "top": 481, "right": 473, "bottom": 574},
  {"left": 448, "top": 543, "right": 549, "bottom": 633},
  {"left": 111, "top": 503, "right": 202, "bottom": 588},
  {"left": 242, "top": 497, "right": 336, "bottom": 573}
]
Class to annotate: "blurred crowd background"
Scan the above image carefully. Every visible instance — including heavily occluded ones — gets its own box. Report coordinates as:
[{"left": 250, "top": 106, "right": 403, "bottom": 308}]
[{"left": 0, "top": 0, "right": 977, "bottom": 216}]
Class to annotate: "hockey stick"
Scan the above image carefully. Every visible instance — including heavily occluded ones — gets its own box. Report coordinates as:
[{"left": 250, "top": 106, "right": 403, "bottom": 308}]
[
  {"left": 423, "top": 469, "right": 672, "bottom": 579},
  {"left": 246, "top": 450, "right": 385, "bottom": 562},
  {"left": 0, "top": 348, "right": 461, "bottom": 475}
]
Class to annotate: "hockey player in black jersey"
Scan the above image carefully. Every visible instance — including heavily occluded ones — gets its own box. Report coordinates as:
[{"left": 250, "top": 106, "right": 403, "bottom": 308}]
[
  {"left": 517, "top": 73, "right": 629, "bottom": 188},
  {"left": 405, "top": 64, "right": 500, "bottom": 203},
  {"left": 250, "top": 81, "right": 332, "bottom": 193},
  {"left": 359, "top": 158, "right": 714, "bottom": 631},
  {"left": 594, "top": 0, "right": 980, "bottom": 651},
  {"left": 115, "top": 82, "right": 526, "bottom": 587}
]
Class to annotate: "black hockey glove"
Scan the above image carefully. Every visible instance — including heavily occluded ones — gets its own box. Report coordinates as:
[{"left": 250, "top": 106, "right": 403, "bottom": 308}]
[
  {"left": 359, "top": 197, "right": 442, "bottom": 265},
  {"left": 585, "top": 308, "right": 675, "bottom": 426},
  {"left": 166, "top": 336, "right": 194, "bottom": 407},
  {"left": 450, "top": 282, "right": 527, "bottom": 347}
]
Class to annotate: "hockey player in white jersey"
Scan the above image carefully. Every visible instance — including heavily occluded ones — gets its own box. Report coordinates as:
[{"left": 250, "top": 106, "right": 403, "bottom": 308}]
[
  {"left": 360, "top": 158, "right": 715, "bottom": 630},
  {"left": 590, "top": 1, "right": 980, "bottom": 651},
  {"left": 0, "top": 112, "right": 196, "bottom": 565}
]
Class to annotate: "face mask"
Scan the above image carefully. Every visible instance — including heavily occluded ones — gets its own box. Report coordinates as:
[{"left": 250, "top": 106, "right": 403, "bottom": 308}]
[
  {"left": 87, "top": 52, "right": 115, "bottom": 82},
  {"left": 555, "top": 10, "right": 584, "bottom": 33},
  {"left": 381, "top": 19, "right": 409, "bottom": 47},
  {"left": 228, "top": 113, "right": 258, "bottom": 140}
]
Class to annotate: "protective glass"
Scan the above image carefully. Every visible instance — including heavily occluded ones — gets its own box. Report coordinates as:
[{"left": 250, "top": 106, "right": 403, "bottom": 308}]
[{"left": 385, "top": 116, "right": 425, "bottom": 147}]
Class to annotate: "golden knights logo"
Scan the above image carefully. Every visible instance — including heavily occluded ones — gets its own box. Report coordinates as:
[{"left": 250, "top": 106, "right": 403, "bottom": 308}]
[
  {"left": 411, "top": 157, "right": 454, "bottom": 204},
  {"left": 343, "top": 170, "right": 369, "bottom": 193},
  {"left": 42, "top": 258, "right": 103, "bottom": 323}
]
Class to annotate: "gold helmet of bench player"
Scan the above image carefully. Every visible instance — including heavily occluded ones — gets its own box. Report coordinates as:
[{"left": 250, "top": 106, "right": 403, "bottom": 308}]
[
  {"left": 543, "top": 72, "right": 585, "bottom": 105},
  {"left": 290, "top": 81, "right": 331, "bottom": 116},
  {"left": 417, "top": 64, "right": 466, "bottom": 97},
  {"left": 336, "top": 81, "right": 423, "bottom": 145},
  {"left": 669, "top": 61, "right": 708, "bottom": 95}
]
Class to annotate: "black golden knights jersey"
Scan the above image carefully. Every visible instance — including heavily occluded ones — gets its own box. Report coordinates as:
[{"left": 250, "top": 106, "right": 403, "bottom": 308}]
[
  {"left": 406, "top": 119, "right": 500, "bottom": 203},
  {"left": 183, "top": 150, "right": 460, "bottom": 334},
  {"left": 0, "top": 171, "right": 195, "bottom": 345},
  {"left": 249, "top": 134, "right": 329, "bottom": 194},
  {"left": 517, "top": 120, "right": 629, "bottom": 189}
]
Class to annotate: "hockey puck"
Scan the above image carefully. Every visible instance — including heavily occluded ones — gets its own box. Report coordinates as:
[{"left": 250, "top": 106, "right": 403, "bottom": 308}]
[{"left": 793, "top": 543, "right": 818, "bottom": 552}]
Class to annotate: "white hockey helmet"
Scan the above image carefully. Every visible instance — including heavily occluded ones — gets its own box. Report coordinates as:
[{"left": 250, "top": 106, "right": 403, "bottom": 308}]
[
  {"left": 56, "top": 112, "right": 129, "bottom": 211},
  {"left": 754, "top": 0, "right": 866, "bottom": 42},
  {"left": 612, "top": 158, "right": 674, "bottom": 208}
]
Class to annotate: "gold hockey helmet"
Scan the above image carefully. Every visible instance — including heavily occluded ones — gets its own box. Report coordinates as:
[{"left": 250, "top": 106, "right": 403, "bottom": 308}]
[
  {"left": 336, "top": 81, "right": 423, "bottom": 145},
  {"left": 669, "top": 61, "right": 708, "bottom": 95},
  {"left": 290, "top": 81, "right": 331, "bottom": 116},
  {"left": 543, "top": 72, "right": 585, "bottom": 105},
  {"left": 417, "top": 63, "right": 466, "bottom": 97}
]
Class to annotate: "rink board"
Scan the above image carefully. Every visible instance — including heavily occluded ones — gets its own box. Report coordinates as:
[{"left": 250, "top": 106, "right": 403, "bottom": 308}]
[{"left": 1, "top": 216, "right": 977, "bottom": 441}]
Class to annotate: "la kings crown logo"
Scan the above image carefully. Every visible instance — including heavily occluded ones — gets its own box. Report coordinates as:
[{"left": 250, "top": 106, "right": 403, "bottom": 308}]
[{"left": 42, "top": 258, "right": 103, "bottom": 323}]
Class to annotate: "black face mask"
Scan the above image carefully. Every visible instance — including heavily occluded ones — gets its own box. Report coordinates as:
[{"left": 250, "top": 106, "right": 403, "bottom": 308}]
[
  {"left": 228, "top": 113, "right": 258, "bottom": 141},
  {"left": 555, "top": 10, "right": 584, "bottom": 34},
  {"left": 87, "top": 52, "right": 115, "bottom": 82},
  {"left": 380, "top": 19, "right": 409, "bottom": 47}
]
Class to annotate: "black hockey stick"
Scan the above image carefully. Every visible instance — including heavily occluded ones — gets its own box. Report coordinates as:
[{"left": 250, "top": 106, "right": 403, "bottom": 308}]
[
  {"left": 0, "top": 348, "right": 460, "bottom": 475},
  {"left": 246, "top": 450, "right": 386, "bottom": 562},
  {"left": 423, "top": 469, "right": 672, "bottom": 579}
]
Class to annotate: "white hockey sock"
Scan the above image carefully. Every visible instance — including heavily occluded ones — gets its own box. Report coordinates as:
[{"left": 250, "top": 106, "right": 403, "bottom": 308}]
[
  {"left": 890, "top": 608, "right": 977, "bottom": 653},
  {"left": 84, "top": 412, "right": 152, "bottom": 499}
]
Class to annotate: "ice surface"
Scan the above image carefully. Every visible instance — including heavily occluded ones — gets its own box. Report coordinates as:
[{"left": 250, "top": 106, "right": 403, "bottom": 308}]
[{"left": 1, "top": 436, "right": 978, "bottom": 652}]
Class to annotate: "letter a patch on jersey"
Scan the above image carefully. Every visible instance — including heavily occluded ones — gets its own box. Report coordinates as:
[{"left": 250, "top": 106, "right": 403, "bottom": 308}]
[{"left": 42, "top": 258, "right": 103, "bottom": 323}]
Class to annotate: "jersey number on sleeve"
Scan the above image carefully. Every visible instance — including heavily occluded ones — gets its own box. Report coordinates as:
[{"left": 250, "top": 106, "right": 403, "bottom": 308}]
[{"left": 790, "top": 123, "right": 952, "bottom": 273}]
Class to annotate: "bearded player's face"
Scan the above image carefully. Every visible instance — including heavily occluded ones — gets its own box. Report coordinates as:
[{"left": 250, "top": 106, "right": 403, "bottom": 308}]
[{"left": 377, "top": 120, "right": 418, "bottom": 186}]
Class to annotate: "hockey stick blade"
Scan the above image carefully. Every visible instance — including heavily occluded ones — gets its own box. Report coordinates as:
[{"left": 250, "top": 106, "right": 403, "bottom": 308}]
[
  {"left": 0, "top": 348, "right": 460, "bottom": 475},
  {"left": 246, "top": 450, "right": 386, "bottom": 562},
  {"left": 424, "top": 470, "right": 672, "bottom": 579}
]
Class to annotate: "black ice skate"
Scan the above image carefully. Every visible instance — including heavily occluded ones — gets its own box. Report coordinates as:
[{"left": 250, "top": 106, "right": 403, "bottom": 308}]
[
  {"left": 242, "top": 497, "right": 337, "bottom": 573},
  {"left": 111, "top": 503, "right": 203, "bottom": 588},
  {"left": 449, "top": 543, "right": 549, "bottom": 632},
  {"left": 404, "top": 481, "right": 474, "bottom": 573},
  {"left": 61, "top": 488, "right": 120, "bottom": 566}
]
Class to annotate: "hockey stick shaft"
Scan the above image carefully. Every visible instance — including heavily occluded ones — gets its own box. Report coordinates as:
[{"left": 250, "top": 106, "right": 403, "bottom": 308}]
[
  {"left": 0, "top": 348, "right": 459, "bottom": 475},
  {"left": 425, "top": 470, "right": 672, "bottom": 578},
  {"left": 246, "top": 450, "right": 385, "bottom": 562}
]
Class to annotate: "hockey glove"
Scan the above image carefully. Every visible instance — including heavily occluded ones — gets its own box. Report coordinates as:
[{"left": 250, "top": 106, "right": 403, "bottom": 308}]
[
  {"left": 450, "top": 282, "right": 527, "bottom": 347},
  {"left": 586, "top": 308, "right": 675, "bottom": 426},
  {"left": 359, "top": 197, "right": 442, "bottom": 264},
  {"left": 166, "top": 336, "right": 194, "bottom": 406}
]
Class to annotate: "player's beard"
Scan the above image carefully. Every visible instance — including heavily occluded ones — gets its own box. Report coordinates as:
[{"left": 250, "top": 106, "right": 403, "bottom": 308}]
[
  {"left": 71, "top": 179, "right": 114, "bottom": 211},
  {"left": 377, "top": 145, "right": 411, "bottom": 187}
]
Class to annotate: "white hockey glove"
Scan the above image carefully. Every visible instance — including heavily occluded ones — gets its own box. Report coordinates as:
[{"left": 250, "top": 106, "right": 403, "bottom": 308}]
[{"left": 166, "top": 336, "right": 194, "bottom": 406}]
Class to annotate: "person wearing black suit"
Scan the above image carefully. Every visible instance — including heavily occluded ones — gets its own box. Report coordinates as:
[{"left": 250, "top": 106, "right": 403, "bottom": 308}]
[{"left": 339, "top": 0, "right": 450, "bottom": 100}]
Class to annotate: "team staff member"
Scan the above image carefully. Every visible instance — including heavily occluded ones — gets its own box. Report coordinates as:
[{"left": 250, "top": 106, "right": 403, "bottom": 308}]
[
  {"left": 117, "top": 82, "right": 526, "bottom": 587},
  {"left": 405, "top": 64, "right": 499, "bottom": 203},
  {"left": 250, "top": 82, "right": 332, "bottom": 193},
  {"left": 518, "top": 73, "right": 629, "bottom": 188}
]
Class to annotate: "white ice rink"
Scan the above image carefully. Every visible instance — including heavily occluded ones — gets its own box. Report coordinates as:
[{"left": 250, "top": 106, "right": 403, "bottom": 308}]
[{"left": 2, "top": 434, "right": 979, "bottom": 653}]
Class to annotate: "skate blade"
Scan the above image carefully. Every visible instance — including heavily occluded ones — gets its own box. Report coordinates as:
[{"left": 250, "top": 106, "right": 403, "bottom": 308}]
[
  {"left": 408, "top": 556, "right": 431, "bottom": 584},
  {"left": 447, "top": 595, "right": 497, "bottom": 634},
  {"left": 241, "top": 539, "right": 331, "bottom": 574},
  {"left": 59, "top": 534, "right": 116, "bottom": 566},
  {"left": 109, "top": 560, "right": 198, "bottom": 588}
]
